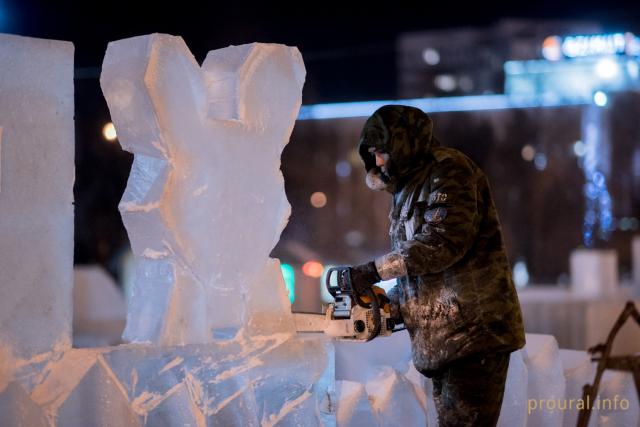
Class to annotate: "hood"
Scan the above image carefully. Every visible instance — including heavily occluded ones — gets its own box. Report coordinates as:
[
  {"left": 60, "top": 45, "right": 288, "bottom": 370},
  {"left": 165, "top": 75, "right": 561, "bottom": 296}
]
[{"left": 358, "top": 105, "right": 438, "bottom": 193}]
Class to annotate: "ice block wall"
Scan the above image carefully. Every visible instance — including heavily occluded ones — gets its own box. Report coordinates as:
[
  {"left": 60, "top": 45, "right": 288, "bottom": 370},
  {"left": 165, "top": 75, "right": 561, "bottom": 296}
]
[
  {"left": 0, "top": 34, "right": 74, "bottom": 359},
  {"left": 101, "top": 34, "right": 304, "bottom": 345}
]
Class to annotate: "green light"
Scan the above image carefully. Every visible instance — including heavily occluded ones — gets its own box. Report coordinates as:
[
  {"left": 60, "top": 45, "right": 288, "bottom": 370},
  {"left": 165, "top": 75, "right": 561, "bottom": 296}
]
[{"left": 280, "top": 263, "right": 295, "bottom": 304}]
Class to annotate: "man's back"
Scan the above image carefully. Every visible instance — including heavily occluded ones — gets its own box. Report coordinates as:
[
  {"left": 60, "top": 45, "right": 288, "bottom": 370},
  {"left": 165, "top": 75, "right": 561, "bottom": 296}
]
[{"left": 387, "top": 144, "right": 525, "bottom": 372}]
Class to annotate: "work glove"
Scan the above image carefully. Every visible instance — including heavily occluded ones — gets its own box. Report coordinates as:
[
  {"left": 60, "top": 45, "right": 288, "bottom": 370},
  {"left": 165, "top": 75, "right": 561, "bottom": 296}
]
[{"left": 350, "top": 261, "right": 381, "bottom": 295}]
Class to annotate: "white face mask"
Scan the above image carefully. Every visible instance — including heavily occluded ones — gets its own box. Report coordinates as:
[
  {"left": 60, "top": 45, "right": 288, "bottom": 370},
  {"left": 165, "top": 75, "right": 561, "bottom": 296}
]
[{"left": 365, "top": 168, "right": 390, "bottom": 191}]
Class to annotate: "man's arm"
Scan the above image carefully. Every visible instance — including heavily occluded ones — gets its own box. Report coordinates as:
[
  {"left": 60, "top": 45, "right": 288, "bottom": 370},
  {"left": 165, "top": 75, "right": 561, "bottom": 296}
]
[{"left": 375, "top": 157, "right": 480, "bottom": 279}]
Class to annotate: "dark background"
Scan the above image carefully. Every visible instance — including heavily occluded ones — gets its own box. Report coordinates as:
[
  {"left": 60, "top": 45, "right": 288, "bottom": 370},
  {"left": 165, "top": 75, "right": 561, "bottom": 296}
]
[{"left": 2, "top": 1, "right": 639, "bottom": 294}]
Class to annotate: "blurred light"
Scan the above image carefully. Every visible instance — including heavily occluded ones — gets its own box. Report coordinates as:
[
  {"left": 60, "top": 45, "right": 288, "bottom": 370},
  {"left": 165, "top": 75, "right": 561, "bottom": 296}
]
[
  {"left": 619, "top": 217, "right": 631, "bottom": 231},
  {"left": 573, "top": 140, "right": 586, "bottom": 157},
  {"left": 630, "top": 217, "right": 639, "bottom": 230},
  {"left": 348, "top": 149, "right": 361, "bottom": 165},
  {"left": 513, "top": 261, "right": 529, "bottom": 288},
  {"left": 434, "top": 74, "right": 456, "bottom": 92},
  {"left": 280, "top": 263, "right": 295, "bottom": 303},
  {"left": 335, "top": 160, "right": 352, "bottom": 178},
  {"left": 310, "top": 192, "right": 327, "bottom": 208},
  {"left": 594, "top": 58, "right": 620, "bottom": 79},
  {"left": 593, "top": 91, "right": 608, "bottom": 107},
  {"left": 562, "top": 33, "right": 628, "bottom": 58},
  {"left": 592, "top": 171, "right": 605, "bottom": 188},
  {"left": 521, "top": 145, "right": 536, "bottom": 161},
  {"left": 633, "top": 150, "right": 640, "bottom": 177},
  {"left": 345, "top": 230, "right": 364, "bottom": 247},
  {"left": 542, "top": 36, "right": 562, "bottom": 61},
  {"left": 302, "top": 261, "right": 324, "bottom": 278},
  {"left": 297, "top": 95, "right": 588, "bottom": 120},
  {"left": 422, "top": 48, "right": 440, "bottom": 65},
  {"left": 534, "top": 153, "right": 547, "bottom": 171},
  {"left": 102, "top": 122, "right": 117, "bottom": 141},
  {"left": 627, "top": 61, "right": 639, "bottom": 79},
  {"left": 458, "top": 76, "right": 474, "bottom": 92},
  {"left": 584, "top": 183, "right": 598, "bottom": 200}
]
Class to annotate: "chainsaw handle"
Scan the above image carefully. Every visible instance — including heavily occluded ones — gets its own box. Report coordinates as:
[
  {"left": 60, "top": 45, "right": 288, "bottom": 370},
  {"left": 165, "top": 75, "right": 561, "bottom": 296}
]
[{"left": 363, "top": 287, "right": 382, "bottom": 342}]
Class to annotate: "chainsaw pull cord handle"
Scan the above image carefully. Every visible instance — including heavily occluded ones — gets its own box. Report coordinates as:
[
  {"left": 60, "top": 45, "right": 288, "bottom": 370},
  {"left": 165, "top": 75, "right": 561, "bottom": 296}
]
[{"left": 363, "top": 287, "right": 382, "bottom": 342}]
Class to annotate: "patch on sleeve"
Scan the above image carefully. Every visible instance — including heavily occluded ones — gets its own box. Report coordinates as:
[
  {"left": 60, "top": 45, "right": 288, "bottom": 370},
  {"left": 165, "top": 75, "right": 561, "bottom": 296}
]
[
  {"left": 425, "top": 207, "right": 447, "bottom": 224},
  {"left": 428, "top": 190, "right": 448, "bottom": 205}
]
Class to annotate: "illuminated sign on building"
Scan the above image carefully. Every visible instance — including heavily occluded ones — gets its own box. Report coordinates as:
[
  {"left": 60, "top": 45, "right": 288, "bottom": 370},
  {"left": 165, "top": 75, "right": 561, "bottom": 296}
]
[{"left": 542, "top": 33, "right": 640, "bottom": 60}]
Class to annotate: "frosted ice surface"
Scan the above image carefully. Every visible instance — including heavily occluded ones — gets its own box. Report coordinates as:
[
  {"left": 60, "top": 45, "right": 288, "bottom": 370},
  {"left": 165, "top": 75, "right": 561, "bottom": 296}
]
[
  {"left": 94, "top": 333, "right": 332, "bottom": 426},
  {"left": 101, "top": 34, "right": 304, "bottom": 345},
  {"left": 73, "top": 266, "right": 126, "bottom": 347},
  {"left": 56, "top": 360, "right": 140, "bottom": 427},
  {"left": 559, "top": 349, "right": 598, "bottom": 427},
  {"left": 365, "top": 367, "right": 427, "bottom": 427},
  {"left": 335, "top": 380, "right": 377, "bottom": 427},
  {"left": 0, "top": 34, "right": 74, "bottom": 359},
  {"left": 0, "top": 382, "right": 47, "bottom": 427},
  {"left": 523, "top": 334, "right": 566, "bottom": 427},
  {"left": 335, "top": 329, "right": 412, "bottom": 383},
  {"left": 144, "top": 383, "right": 202, "bottom": 427},
  {"left": 497, "top": 350, "right": 527, "bottom": 427},
  {"left": 597, "top": 370, "right": 639, "bottom": 427}
]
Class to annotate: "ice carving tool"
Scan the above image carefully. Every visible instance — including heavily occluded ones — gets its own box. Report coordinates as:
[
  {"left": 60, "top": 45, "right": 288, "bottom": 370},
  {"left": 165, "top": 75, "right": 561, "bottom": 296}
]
[{"left": 323, "top": 266, "right": 395, "bottom": 341}]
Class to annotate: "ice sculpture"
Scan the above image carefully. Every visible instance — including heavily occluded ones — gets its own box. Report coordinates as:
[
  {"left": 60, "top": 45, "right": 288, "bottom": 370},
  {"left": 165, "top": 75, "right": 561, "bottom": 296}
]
[
  {"left": 522, "top": 334, "right": 566, "bottom": 427},
  {"left": 497, "top": 351, "right": 528, "bottom": 427},
  {"left": 0, "top": 34, "right": 74, "bottom": 359},
  {"left": 73, "top": 266, "right": 127, "bottom": 347},
  {"left": 101, "top": 34, "right": 304, "bottom": 345}
]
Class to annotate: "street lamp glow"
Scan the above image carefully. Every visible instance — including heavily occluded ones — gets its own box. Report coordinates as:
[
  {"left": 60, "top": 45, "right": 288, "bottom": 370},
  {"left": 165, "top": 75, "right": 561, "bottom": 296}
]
[
  {"left": 102, "top": 122, "right": 117, "bottom": 141},
  {"left": 593, "top": 91, "right": 608, "bottom": 107},
  {"left": 302, "top": 261, "right": 324, "bottom": 278},
  {"left": 594, "top": 58, "right": 620, "bottom": 79},
  {"left": 521, "top": 145, "right": 535, "bottom": 161},
  {"left": 310, "top": 191, "right": 327, "bottom": 208}
]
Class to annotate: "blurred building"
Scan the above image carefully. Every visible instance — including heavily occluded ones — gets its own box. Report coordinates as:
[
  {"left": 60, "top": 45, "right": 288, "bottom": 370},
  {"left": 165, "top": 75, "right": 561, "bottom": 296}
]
[
  {"left": 397, "top": 19, "right": 602, "bottom": 98},
  {"left": 273, "top": 23, "right": 640, "bottom": 312}
]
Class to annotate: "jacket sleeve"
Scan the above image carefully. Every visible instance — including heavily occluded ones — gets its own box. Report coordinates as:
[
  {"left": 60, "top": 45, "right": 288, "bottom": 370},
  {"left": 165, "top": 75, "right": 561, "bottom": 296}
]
[{"left": 375, "top": 157, "right": 480, "bottom": 279}]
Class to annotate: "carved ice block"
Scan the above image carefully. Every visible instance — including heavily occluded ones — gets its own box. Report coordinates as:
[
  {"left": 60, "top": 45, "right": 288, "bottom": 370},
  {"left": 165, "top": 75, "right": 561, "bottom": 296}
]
[
  {"left": 0, "top": 34, "right": 74, "bottom": 359},
  {"left": 101, "top": 34, "right": 304, "bottom": 345},
  {"left": 522, "top": 334, "right": 566, "bottom": 427},
  {"left": 570, "top": 248, "right": 618, "bottom": 296}
]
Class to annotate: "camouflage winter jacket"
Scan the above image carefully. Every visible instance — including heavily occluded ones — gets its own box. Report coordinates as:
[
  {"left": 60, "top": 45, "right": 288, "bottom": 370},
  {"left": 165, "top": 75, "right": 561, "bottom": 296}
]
[{"left": 359, "top": 105, "right": 525, "bottom": 373}]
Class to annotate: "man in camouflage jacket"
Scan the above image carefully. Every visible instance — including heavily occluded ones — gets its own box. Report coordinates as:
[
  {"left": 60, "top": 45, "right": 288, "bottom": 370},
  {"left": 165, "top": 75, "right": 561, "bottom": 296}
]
[{"left": 349, "top": 105, "right": 525, "bottom": 426}]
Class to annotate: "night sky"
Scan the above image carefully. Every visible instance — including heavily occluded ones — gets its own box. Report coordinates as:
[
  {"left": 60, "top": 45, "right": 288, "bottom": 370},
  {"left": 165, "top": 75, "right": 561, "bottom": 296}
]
[
  {"left": 2, "top": 0, "right": 640, "bottom": 275},
  {"left": 3, "top": 1, "right": 639, "bottom": 102}
]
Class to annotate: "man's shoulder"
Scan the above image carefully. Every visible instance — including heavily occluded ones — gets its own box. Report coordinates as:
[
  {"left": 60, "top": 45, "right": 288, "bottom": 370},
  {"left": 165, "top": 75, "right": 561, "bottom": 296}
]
[{"left": 431, "top": 146, "right": 480, "bottom": 175}]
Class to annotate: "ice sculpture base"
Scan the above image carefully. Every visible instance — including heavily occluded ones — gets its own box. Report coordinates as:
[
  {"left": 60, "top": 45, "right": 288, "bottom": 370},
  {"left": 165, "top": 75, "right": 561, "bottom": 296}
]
[{"left": 1, "top": 333, "right": 333, "bottom": 427}]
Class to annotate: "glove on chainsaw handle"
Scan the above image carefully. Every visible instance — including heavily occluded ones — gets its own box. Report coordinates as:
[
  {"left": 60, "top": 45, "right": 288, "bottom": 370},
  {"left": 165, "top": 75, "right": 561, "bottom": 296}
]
[{"left": 350, "top": 261, "right": 380, "bottom": 295}]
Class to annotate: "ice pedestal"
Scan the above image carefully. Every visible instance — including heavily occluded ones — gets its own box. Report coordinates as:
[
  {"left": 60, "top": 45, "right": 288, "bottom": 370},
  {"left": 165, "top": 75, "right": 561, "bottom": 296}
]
[
  {"left": 497, "top": 350, "right": 528, "bottom": 427},
  {"left": 0, "top": 334, "right": 332, "bottom": 426},
  {"left": 0, "top": 34, "right": 74, "bottom": 359},
  {"left": 523, "top": 334, "right": 566, "bottom": 427},
  {"left": 334, "top": 331, "right": 436, "bottom": 426},
  {"left": 336, "top": 381, "right": 377, "bottom": 427},
  {"left": 559, "top": 350, "right": 598, "bottom": 427},
  {"left": 570, "top": 249, "right": 618, "bottom": 296}
]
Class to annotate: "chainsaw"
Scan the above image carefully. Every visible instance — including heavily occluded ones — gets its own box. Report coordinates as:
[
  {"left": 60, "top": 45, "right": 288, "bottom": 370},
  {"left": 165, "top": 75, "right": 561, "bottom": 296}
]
[{"left": 323, "top": 266, "right": 398, "bottom": 341}]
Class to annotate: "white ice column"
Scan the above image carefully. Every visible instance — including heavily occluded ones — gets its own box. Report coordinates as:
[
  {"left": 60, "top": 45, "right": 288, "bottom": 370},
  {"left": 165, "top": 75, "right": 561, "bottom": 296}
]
[
  {"left": 101, "top": 34, "right": 305, "bottom": 345},
  {"left": 0, "top": 34, "right": 74, "bottom": 359}
]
